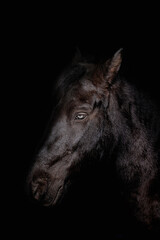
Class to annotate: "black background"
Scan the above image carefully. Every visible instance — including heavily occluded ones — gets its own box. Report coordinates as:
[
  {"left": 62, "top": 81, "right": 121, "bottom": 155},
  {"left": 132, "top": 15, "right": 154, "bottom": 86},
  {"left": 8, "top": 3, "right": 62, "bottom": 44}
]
[{"left": 5, "top": 3, "right": 160, "bottom": 239}]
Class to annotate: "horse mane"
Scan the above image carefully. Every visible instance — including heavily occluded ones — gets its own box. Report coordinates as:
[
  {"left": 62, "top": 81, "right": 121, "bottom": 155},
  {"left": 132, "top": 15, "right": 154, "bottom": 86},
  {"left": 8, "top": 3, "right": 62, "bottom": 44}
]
[{"left": 53, "top": 62, "right": 92, "bottom": 103}]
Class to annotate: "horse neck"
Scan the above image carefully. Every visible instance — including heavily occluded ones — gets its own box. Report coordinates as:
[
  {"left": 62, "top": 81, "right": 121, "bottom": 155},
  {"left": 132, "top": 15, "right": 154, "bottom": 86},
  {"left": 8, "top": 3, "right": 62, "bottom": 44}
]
[
  {"left": 105, "top": 79, "right": 160, "bottom": 179},
  {"left": 108, "top": 80, "right": 159, "bottom": 139}
]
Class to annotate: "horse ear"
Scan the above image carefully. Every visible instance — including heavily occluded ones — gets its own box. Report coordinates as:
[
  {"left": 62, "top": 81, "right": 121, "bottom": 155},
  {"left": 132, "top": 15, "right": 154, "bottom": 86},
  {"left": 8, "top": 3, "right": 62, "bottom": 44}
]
[{"left": 105, "top": 48, "right": 123, "bottom": 84}]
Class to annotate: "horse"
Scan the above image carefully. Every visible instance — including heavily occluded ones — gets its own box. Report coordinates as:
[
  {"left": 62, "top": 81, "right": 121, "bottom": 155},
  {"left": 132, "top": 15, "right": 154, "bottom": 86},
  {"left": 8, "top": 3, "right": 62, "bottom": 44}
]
[{"left": 27, "top": 49, "right": 160, "bottom": 235}]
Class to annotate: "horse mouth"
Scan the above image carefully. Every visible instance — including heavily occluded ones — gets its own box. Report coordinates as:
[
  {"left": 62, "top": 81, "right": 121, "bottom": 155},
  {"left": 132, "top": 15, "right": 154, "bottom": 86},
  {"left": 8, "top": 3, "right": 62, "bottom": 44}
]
[
  {"left": 52, "top": 186, "right": 63, "bottom": 205},
  {"left": 42, "top": 179, "right": 72, "bottom": 207},
  {"left": 43, "top": 185, "right": 63, "bottom": 206}
]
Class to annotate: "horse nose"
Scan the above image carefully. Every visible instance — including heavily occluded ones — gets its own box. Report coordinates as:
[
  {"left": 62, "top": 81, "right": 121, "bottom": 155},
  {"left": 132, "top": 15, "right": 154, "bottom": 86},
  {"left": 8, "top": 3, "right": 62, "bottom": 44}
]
[{"left": 31, "top": 173, "right": 48, "bottom": 202}]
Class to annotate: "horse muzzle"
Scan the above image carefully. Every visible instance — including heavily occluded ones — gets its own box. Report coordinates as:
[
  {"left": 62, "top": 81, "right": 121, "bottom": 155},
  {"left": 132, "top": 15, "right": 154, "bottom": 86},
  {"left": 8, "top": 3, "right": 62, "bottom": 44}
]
[{"left": 28, "top": 168, "right": 66, "bottom": 206}]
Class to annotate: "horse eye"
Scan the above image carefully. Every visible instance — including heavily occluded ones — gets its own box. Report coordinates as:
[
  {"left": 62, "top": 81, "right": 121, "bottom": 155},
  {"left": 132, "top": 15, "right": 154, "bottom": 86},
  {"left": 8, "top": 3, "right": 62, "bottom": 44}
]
[{"left": 75, "top": 113, "right": 87, "bottom": 120}]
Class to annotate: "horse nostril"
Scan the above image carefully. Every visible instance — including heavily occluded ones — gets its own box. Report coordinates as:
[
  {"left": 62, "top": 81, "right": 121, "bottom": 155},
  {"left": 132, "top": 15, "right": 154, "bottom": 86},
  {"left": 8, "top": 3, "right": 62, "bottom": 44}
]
[{"left": 31, "top": 176, "right": 48, "bottom": 201}]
